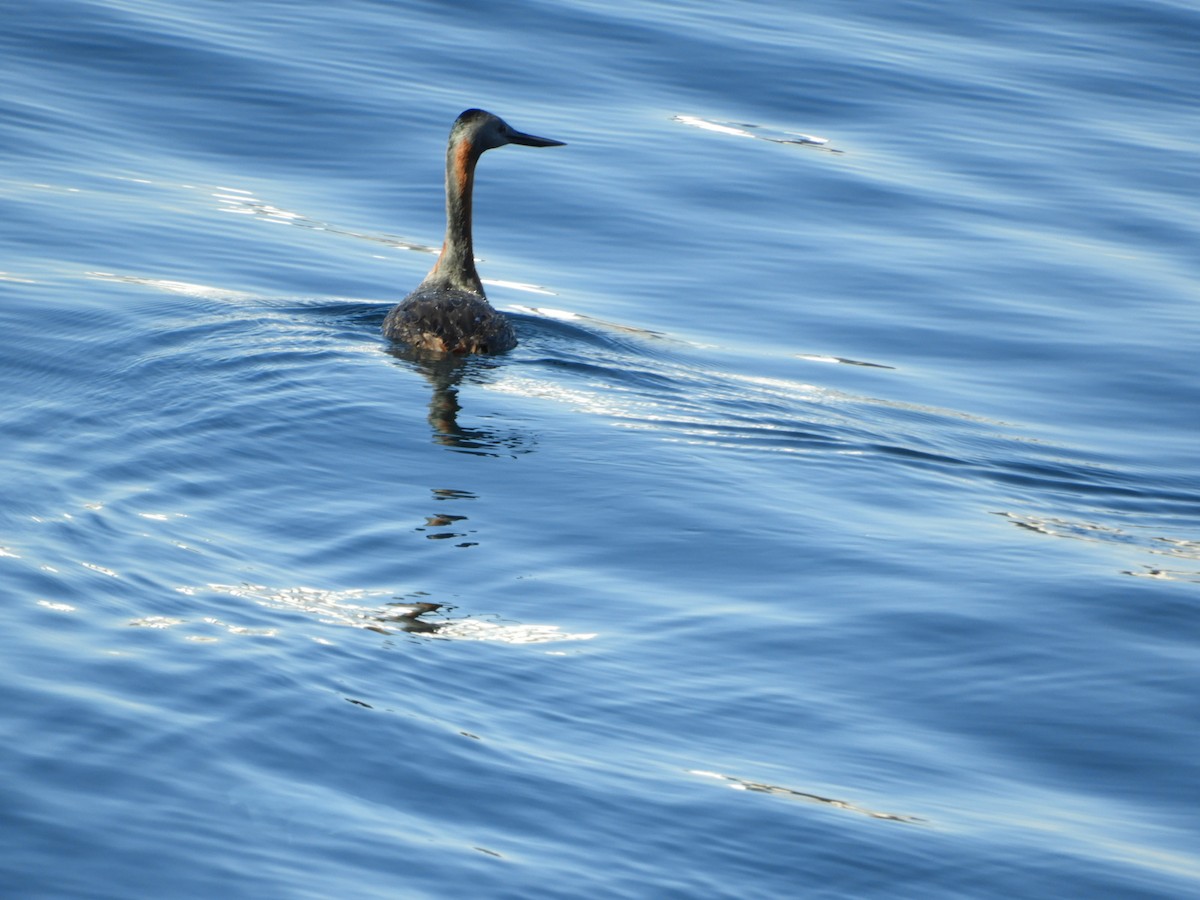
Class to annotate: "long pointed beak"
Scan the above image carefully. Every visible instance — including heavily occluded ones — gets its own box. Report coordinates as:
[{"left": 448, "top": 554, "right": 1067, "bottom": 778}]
[{"left": 508, "top": 129, "right": 566, "bottom": 148}]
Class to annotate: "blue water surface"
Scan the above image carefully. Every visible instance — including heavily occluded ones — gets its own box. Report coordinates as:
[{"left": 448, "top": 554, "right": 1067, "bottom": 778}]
[{"left": 2, "top": 1, "right": 1198, "bottom": 897}]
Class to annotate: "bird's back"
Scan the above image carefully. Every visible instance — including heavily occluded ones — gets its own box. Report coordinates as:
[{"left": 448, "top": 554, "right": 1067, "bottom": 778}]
[{"left": 382, "top": 287, "right": 517, "bottom": 355}]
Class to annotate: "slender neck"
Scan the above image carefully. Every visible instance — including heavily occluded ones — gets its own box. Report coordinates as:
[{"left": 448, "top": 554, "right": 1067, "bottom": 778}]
[{"left": 427, "top": 136, "right": 484, "bottom": 295}]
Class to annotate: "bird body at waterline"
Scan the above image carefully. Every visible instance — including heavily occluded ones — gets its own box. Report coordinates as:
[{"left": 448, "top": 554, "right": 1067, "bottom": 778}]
[{"left": 382, "top": 109, "right": 565, "bottom": 354}]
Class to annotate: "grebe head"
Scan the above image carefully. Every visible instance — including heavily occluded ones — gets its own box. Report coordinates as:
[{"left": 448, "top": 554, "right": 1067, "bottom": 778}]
[{"left": 451, "top": 108, "right": 566, "bottom": 153}]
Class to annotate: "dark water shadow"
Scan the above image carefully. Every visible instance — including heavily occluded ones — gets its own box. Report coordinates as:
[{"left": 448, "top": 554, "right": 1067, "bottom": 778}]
[
  {"left": 384, "top": 342, "right": 536, "bottom": 457},
  {"left": 362, "top": 600, "right": 445, "bottom": 635}
]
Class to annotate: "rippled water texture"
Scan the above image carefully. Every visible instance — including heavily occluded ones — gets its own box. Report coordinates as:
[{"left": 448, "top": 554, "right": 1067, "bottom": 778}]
[{"left": 2, "top": 1, "right": 1198, "bottom": 897}]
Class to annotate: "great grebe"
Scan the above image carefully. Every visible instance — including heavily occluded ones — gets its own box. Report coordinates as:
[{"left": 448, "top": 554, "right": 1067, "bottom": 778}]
[{"left": 382, "top": 109, "right": 564, "bottom": 354}]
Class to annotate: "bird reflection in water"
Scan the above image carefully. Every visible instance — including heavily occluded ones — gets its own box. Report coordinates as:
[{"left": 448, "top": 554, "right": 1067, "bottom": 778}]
[{"left": 386, "top": 343, "right": 534, "bottom": 456}]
